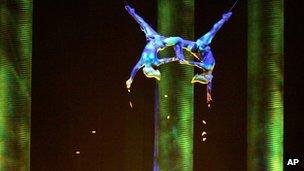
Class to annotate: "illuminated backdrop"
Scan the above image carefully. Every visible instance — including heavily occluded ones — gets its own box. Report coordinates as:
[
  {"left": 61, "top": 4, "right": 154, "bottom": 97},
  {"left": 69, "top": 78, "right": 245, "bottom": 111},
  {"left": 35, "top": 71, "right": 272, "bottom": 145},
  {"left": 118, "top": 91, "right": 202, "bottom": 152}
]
[
  {"left": 248, "top": 0, "right": 283, "bottom": 170},
  {"left": 0, "top": 1, "right": 32, "bottom": 170},
  {"left": 155, "top": 0, "right": 194, "bottom": 170}
]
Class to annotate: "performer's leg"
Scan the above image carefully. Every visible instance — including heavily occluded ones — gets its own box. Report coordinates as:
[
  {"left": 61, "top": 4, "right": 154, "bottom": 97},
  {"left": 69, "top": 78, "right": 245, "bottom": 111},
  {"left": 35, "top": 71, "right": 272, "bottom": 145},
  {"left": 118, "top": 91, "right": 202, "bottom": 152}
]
[
  {"left": 125, "top": 5, "right": 158, "bottom": 38},
  {"left": 196, "top": 12, "right": 232, "bottom": 46}
]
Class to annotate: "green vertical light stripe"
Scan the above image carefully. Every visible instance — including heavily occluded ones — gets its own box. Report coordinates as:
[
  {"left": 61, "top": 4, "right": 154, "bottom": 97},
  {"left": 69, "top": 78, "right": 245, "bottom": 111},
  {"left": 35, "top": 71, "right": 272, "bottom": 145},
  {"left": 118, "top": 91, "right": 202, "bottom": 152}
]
[
  {"left": 248, "top": 0, "right": 283, "bottom": 171},
  {"left": 0, "top": 1, "right": 32, "bottom": 170},
  {"left": 155, "top": 0, "right": 194, "bottom": 170}
]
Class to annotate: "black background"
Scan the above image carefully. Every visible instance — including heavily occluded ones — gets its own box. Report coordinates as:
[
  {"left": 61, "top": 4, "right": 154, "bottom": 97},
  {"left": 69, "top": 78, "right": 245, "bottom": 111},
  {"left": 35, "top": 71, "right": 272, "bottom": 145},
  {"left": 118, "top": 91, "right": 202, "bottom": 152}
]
[
  {"left": 284, "top": 1, "right": 304, "bottom": 170},
  {"left": 31, "top": 0, "right": 303, "bottom": 171}
]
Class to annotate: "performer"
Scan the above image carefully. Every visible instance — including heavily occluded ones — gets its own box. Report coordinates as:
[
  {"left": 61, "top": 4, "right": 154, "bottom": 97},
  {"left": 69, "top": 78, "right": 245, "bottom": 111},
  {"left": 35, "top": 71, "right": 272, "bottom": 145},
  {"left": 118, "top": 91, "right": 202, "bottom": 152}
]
[
  {"left": 125, "top": 5, "right": 178, "bottom": 90},
  {"left": 191, "top": 12, "right": 232, "bottom": 104},
  {"left": 125, "top": 3, "right": 232, "bottom": 105},
  {"left": 163, "top": 12, "right": 232, "bottom": 104}
]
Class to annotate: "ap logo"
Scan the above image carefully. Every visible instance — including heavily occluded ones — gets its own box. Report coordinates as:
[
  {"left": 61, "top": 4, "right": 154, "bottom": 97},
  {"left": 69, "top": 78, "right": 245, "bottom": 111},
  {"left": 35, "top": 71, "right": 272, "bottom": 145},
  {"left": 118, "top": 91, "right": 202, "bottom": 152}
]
[{"left": 287, "top": 159, "right": 300, "bottom": 166}]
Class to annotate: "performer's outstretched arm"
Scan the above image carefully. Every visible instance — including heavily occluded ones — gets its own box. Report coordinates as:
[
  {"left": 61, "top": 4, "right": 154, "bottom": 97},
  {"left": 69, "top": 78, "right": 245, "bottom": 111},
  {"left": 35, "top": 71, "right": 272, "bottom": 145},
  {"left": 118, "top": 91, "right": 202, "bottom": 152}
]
[
  {"left": 188, "top": 61, "right": 206, "bottom": 70},
  {"left": 125, "top": 5, "right": 158, "bottom": 38},
  {"left": 196, "top": 12, "right": 232, "bottom": 46},
  {"left": 188, "top": 49, "right": 215, "bottom": 71},
  {"left": 207, "top": 81, "right": 213, "bottom": 105},
  {"left": 126, "top": 59, "right": 144, "bottom": 89}
]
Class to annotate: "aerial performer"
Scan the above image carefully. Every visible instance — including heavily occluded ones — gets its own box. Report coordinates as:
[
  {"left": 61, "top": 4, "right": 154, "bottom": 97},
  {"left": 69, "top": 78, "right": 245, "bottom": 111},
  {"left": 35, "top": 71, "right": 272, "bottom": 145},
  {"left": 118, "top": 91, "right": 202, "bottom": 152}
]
[
  {"left": 125, "top": 1, "right": 236, "bottom": 106},
  {"left": 125, "top": 5, "right": 179, "bottom": 91},
  {"left": 163, "top": 12, "right": 232, "bottom": 105}
]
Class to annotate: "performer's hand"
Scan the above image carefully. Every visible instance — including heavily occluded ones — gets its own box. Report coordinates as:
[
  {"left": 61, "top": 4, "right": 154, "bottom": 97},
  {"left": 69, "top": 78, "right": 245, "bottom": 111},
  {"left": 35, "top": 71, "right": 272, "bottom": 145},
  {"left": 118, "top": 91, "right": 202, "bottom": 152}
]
[
  {"left": 207, "top": 92, "right": 213, "bottom": 107},
  {"left": 222, "top": 12, "right": 232, "bottom": 21},
  {"left": 126, "top": 79, "right": 132, "bottom": 89}
]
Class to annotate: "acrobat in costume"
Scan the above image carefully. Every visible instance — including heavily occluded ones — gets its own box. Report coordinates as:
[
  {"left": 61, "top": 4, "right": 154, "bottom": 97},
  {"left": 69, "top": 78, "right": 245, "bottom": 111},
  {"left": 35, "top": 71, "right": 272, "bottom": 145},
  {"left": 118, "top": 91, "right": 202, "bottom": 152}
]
[{"left": 125, "top": 4, "right": 232, "bottom": 105}]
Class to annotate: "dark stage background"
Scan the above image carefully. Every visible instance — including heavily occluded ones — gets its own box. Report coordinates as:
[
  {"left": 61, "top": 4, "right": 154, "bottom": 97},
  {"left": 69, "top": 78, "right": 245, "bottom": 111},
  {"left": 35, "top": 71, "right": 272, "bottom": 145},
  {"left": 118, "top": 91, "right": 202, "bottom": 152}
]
[
  {"left": 284, "top": 1, "right": 304, "bottom": 170},
  {"left": 32, "top": 0, "right": 247, "bottom": 170}
]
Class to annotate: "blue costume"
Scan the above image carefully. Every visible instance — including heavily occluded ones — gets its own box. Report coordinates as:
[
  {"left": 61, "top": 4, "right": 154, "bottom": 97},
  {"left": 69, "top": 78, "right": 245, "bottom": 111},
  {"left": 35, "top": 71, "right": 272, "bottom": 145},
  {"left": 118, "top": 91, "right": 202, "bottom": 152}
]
[
  {"left": 125, "top": 5, "right": 178, "bottom": 90},
  {"left": 125, "top": 4, "right": 232, "bottom": 104},
  {"left": 163, "top": 12, "right": 232, "bottom": 103}
]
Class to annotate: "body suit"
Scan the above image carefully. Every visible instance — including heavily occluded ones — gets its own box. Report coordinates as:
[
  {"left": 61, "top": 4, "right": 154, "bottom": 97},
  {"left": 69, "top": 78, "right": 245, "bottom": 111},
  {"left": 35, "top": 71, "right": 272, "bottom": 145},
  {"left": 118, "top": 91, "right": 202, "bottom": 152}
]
[
  {"left": 163, "top": 12, "right": 232, "bottom": 103},
  {"left": 125, "top": 4, "right": 232, "bottom": 104},
  {"left": 125, "top": 5, "right": 178, "bottom": 90}
]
